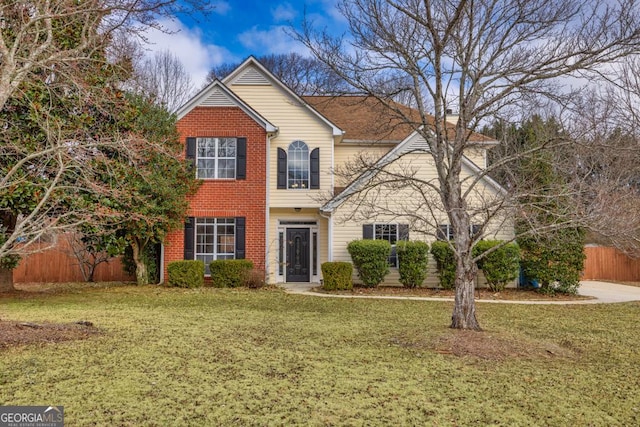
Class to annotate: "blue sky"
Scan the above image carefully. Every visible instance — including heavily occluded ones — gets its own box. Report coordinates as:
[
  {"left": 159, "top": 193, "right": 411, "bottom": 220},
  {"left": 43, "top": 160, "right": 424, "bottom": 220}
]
[{"left": 144, "top": 1, "right": 346, "bottom": 88}]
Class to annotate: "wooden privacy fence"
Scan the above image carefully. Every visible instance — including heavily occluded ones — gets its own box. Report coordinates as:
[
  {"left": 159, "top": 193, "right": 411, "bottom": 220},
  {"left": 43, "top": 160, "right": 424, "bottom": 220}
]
[
  {"left": 582, "top": 246, "right": 640, "bottom": 281},
  {"left": 13, "top": 237, "right": 134, "bottom": 283}
]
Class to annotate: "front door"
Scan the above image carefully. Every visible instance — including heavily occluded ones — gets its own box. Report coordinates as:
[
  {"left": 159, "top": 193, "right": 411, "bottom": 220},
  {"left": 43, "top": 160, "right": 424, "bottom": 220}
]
[{"left": 286, "top": 228, "right": 310, "bottom": 282}]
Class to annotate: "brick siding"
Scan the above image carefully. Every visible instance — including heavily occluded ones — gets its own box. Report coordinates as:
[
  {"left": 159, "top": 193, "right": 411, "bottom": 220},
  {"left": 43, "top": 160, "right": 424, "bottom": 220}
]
[{"left": 163, "top": 107, "right": 268, "bottom": 279}]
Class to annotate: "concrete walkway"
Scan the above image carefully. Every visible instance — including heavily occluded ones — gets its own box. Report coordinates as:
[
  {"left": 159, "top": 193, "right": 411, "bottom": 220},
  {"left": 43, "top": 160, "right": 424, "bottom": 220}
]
[{"left": 279, "top": 280, "right": 640, "bottom": 305}]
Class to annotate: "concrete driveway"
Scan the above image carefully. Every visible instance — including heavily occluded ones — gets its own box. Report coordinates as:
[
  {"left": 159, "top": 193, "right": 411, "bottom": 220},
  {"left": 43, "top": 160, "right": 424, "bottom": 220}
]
[{"left": 577, "top": 280, "right": 640, "bottom": 303}]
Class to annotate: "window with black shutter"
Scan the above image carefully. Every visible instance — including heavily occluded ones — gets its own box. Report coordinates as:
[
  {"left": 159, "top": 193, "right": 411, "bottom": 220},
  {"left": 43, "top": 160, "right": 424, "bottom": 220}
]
[
  {"left": 184, "top": 217, "right": 195, "bottom": 260},
  {"left": 277, "top": 148, "right": 287, "bottom": 189},
  {"left": 362, "top": 223, "right": 409, "bottom": 267},
  {"left": 310, "top": 147, "right": 320, "bottom": 189},
  {"left": 235, "top": 217, "right": 246, "bottom": 259},
  {"left": 236, "top": 138, "right": 247, "bottom": 180}
]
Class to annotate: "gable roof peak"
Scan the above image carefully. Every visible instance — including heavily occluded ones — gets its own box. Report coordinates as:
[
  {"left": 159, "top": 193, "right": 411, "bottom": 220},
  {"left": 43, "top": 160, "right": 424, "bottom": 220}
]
[
  {"left": 223, "top": 57, "right": 344, "bottom": 137},
  {"left": 175, "top": 79, "right": 277, "bottom": 132}
]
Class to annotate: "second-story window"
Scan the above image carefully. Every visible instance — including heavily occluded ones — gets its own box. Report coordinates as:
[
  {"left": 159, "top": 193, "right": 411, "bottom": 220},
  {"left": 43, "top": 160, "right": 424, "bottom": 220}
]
[
  {"left": 288, "top": 140, "right": 309, "bottom": 189},
  {"left": 196, "top": 137, "right": 236, "bottom": 179},
  {"left": 277, "top": 144, "right": 319, "bottom": 190}
]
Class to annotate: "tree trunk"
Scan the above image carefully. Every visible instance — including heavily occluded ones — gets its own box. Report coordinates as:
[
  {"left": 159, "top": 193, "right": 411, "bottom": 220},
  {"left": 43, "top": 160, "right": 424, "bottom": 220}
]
[
  {"left": 447, "top": 174, "right": 481, "bottom": 330},
  {"left": 451, "top": 260, "right": 481, "bottom": 330},
  {"left": 0, "top": 267, "right": 15, "bottom": 293},
  {"left": 131, "top": 240, "right": 149, "bottom": 286}
]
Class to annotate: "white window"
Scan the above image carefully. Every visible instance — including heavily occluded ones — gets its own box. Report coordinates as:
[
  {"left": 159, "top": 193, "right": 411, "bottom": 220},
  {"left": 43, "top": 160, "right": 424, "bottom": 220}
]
[
  {"left": 288, "top": 140, "right": 309, "bottom": 189},
  {"left": 195, "top": 218, "right": 235, "bottom": 274},
  {"left": 437, "top": 224, "right": 481, "bottom": 241},
  {"left": 196, "top": 137, "right": 236, "bottom": 179},
  {"left": 374, "top": 224, "right": 400, "bottom": 266}
]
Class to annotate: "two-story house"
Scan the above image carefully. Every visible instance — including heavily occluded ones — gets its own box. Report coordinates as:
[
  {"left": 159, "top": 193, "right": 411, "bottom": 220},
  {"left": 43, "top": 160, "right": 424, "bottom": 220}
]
[{"left": 161, "top": 57, "right": 513, "bottom": 286}]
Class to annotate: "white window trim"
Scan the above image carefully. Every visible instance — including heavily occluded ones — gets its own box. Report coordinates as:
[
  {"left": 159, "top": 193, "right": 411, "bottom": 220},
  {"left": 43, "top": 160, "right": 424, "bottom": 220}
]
[
  {"left": 287, "top": 140, "right": 310, "bottom": 190},
  {"left": 194, "top": 218, "right": 236, "bottom": 275},
  {"left": 196, "top": 137, "right": 237, "bottom": 180},
  {"left": 373, "top": 223, "right": 400, "bottom": 267},
  {"left": 276, "top": 220, "right": 319, "bottom": 283}
]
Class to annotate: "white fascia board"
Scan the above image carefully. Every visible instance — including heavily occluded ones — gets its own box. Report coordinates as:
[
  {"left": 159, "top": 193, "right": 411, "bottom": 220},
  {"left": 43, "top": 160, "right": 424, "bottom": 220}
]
[{"left": 322, "top": 128, "right": 506, "bottom": 212}]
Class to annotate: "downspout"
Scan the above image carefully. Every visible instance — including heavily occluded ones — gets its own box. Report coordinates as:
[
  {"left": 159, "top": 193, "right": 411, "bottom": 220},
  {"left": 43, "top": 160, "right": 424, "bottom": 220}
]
[
  {"left": 319, "top": 209, "right": 333, "bottom": 262},
  {"left": 265, "top": 130, "right": 278, "bottom": 283}
]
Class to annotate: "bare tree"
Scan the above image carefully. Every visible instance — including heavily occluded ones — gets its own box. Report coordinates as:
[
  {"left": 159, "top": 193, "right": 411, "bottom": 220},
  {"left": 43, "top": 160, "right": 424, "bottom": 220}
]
[
  {"left": 297, "top": 0, "right": 640, "bottom": 330},
  {"left": 0, "top": 0, "right": 207, "bottom": 290},
  {"left": 65, "top": 230, "right": 126, "bottom": 282},
  {"left": 0, "top": 0, "right": 207, "bottom": 111},
  {"left": 131, "top": 49, "right": 194, "bottom": 112}
]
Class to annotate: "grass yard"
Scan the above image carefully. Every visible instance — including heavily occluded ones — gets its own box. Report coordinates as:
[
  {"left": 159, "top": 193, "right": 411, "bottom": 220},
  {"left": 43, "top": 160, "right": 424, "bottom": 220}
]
[{"left": 1, "top": 284, "right": 639, "bottom": 426}]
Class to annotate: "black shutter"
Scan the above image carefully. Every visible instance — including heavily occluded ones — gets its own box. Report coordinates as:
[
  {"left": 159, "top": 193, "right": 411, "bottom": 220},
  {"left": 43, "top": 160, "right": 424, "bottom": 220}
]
[
  {"left": 184, "top": 217, "right": 195, "bottom": 260},
  {"left": 235, "top": 217, "right": 246, "bottom": 259},
  {"left": 236, "top": 138, "right": 247, "bottom": 180},
  {"left": 277, "top": 148, "right": 287, "bottom": 189},
  {"left": 363, "top": 224, "right": 374, "bottom": 239},
  {"left": 436, "top": 225, "right": 448, "bottom": 241},
  {"left": 310, "top": 147, "right": 320, "bottom": 189},
  {"left": 398, "top": 224, "right": 409, "bottom": 241},
  {"left": 186, "top": 137, "right": 196, "bottom": 171}
]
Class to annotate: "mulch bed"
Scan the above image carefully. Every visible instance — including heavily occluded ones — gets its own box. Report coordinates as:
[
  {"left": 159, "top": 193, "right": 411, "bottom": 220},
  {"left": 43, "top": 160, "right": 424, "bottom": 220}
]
[
  {"left": 314, "top": 286, "right": 592, "bottom": 301},
  {"left": 0, "top": 320, "right": 101, "bottom": 351}
]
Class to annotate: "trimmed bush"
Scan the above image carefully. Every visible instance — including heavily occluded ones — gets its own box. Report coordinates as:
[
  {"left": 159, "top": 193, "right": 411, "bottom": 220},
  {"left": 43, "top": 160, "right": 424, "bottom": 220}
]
[
  {"left": 396, "top": 241, "right": 429, "bottom": 288},
  {"left": 518, "top": 228, "right": 585, "bottom": 294},
  {"left": 167, "top": 260, "right": 204, "bottom": 288},
  {"left": 321, "top": 262, "right": 353, "bottom": 290},
  {"left": 472, "top": 240, "right": 520, "bottom": 292},
  {"left": 209, "top": 259, "right": 254, "bottom": 288},
  {"left": 430, "top": 241, "right": 456, "bottom": 290},
  {"left": 347, "top": 239, "right": 391, "bottom": 287}
]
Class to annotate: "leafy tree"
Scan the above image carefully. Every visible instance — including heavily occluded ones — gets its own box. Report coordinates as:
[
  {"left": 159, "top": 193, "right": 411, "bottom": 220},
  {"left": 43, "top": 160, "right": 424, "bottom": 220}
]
[
  {"left": 0, "top": 52, "right": 136, "bottom": 290},
  {"left": 0, "top": 0, "right": 209, "bottom": 291},
  {"left": 97, "top": 94, "right": 199, "bottom": 285},
  {"left": 296, "top": 0, "right": 640, "bottom": 329}
]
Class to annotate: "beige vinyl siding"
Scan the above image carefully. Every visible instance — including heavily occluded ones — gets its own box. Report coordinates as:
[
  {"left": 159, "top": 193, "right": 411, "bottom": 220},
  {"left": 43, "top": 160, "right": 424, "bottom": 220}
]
[
  {"left": 463, "top": 147, "right": 487, "bottom": 168},
  {"left": 333, "top": 143, "right": 394, "bottom": 186},
  {"left": 267, "top": 208, "right": 329, "bottom": 284},
  {"left": 330, "top": 146, "right": 515, "bottom": 288},
  {"left": 230, "top": 80, "right": 336, "bottom": 209}
]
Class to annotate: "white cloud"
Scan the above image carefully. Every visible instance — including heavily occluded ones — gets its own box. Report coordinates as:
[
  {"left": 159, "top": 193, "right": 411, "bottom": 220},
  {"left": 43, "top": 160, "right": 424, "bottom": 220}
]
[
  {"left": 238, "top": 25, "right": 308, "bottom": 56},
  {"left": 211, "top": 1, "right": 231, "bottom": 16},
  {"left": 142, "top": 18, "right": 238, "bottom": 89},
  {"left": 272, "top": 3, "right": 297, "bottom": 22}
]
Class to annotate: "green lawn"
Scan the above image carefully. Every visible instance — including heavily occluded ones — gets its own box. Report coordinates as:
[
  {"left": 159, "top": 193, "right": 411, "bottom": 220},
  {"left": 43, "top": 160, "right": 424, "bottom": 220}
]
[{"left": 1, "top": 284, "right": 639, "bottom": 426}]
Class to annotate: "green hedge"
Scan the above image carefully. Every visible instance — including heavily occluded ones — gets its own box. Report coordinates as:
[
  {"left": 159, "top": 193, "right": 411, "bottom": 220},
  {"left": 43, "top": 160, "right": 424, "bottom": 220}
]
[
  {"left": 209, "top": 259, "right": 254, "bottom": 288},
  {"left": 430, "top": 241, "right": 456, "bottom": 290},
  {"left": 518, "top": 228, "right": 585, "bottom": 294},
  {"left": 167, "top": 260, "right": 204, "bottom": 288},
  {"left": 396, "top": 241, "right": 429, "bottom": 288},
  {"left": 472, "top": 240, "right": 520, "bottom": 292},
  {"left": 347, "top": 239, "right": 391, "bottom": 288},
  {"left": 321, "top": 262, "right": 353, "bottom": 290}
]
